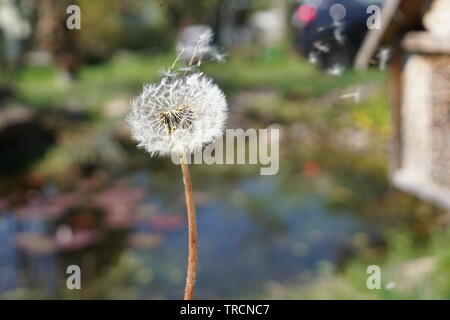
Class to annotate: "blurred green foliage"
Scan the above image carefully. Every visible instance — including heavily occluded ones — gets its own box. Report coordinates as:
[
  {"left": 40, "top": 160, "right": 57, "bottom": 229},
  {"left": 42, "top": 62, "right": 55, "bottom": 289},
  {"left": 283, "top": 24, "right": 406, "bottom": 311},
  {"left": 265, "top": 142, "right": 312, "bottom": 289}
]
[
  {"left": 75, "top": 0, "right": 123, "bottom": 61},
  {"left": 256, "top": 227, "right": 450, "bottom": 300},
  {"left": 162, "top": 0, "right": 221, "bottom": 26}
]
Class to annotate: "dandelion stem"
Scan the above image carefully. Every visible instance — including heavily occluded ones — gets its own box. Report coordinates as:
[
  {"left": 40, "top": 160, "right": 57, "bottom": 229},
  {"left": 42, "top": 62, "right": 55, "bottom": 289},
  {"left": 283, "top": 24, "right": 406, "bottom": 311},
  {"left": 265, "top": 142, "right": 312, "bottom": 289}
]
[{"left": 181, "top": 154, "right": 198, "bottom": 300}]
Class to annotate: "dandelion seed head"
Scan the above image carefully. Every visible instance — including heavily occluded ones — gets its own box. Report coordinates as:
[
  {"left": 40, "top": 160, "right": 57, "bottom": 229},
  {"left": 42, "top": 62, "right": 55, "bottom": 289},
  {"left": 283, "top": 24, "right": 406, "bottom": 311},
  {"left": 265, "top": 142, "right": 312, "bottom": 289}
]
[{"left": 127, "top": 73, "right": 228, "bottom": 156}]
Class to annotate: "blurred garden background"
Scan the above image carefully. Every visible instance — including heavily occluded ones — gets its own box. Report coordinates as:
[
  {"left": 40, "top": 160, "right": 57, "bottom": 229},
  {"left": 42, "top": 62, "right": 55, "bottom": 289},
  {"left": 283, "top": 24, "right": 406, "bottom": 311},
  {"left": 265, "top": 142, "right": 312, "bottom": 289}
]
[{"left": 1, "top": 0, "right": 450, "bottom": 299}]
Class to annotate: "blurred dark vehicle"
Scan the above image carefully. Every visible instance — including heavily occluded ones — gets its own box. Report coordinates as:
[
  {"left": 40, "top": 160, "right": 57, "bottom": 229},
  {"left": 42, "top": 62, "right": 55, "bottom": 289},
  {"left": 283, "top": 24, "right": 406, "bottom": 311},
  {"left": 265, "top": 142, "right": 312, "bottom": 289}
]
[{"left": 293, "top": 0, "right": 383, "bottom": 74}]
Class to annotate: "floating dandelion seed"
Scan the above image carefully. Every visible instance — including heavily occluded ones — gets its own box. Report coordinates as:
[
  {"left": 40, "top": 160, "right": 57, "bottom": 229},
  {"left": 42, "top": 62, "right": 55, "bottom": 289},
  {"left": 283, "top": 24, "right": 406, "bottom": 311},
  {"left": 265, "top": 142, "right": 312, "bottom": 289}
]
[
  {"left": 327, "top": 63, "right": 345, "bottom": 76},
  {"left": 127, "top": 73, "right": 227, "bottom": 156},
  {"left": 212, "top": 50, "right": 228, "bottom": 63},
  {"left": 308, "top": 51, "right": 319, "bottom": 64},
  {"left": 177, "top": 27, "right": 214, "bottom": 62},
  {"left": 333, "top": 22, "right": 346, "bottom": 45},
  {"left": 177, "top": 26, "right": 226, "bottom": 65},
  {"left": 377, "top": 48, "right": 390, "bottom": 70},
  {"left": 314, "top": 41, "right": 330, "bottom": 53}
]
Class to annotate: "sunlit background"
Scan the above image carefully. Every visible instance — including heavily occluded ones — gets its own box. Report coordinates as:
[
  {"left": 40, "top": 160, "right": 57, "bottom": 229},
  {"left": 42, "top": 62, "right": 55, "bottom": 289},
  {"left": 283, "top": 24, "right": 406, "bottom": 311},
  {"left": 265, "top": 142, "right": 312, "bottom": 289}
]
[{"left": 1, "top": 0, "right": 450, "bottom": 299}]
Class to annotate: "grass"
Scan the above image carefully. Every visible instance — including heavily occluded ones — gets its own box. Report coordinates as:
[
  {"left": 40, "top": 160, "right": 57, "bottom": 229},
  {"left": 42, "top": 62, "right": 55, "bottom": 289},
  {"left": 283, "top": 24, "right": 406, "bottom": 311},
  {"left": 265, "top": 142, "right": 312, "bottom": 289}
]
[
  {"left": 15, "top": 48, "right": 385, "bottom": 112},
  {"left": 15, "top": 54, "right": 172, "bottom": 112}
]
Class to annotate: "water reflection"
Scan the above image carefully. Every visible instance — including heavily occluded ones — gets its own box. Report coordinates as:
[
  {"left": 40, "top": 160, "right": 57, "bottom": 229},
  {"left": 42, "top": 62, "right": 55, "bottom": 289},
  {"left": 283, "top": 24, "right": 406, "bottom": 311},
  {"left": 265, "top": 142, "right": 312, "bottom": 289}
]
[{"left": 0, "top": 165, "right": 379, "bottom": 299}]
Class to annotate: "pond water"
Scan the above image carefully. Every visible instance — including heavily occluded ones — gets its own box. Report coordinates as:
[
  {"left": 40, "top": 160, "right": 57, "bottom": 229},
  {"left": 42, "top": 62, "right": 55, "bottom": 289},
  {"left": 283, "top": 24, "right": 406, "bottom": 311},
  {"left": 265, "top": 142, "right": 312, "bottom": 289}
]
[{"left": 0, "top": 161, "right": 386, "bottom": 299}]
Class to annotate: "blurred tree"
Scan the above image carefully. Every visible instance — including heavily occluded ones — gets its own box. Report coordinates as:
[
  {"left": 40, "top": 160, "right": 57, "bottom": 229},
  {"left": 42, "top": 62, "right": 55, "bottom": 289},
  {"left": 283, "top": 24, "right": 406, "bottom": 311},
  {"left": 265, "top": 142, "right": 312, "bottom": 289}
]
[
  {"left": 116, "top": 0, "right": 175, "bottom": 51},
  {"left": 74, "top": 0, "right": 123, "bottom": 63},
  {"left": 162, "top": 0, "right": 222, "bottom": 28},
  {"left": 35, "top": 0, "right": 80, "bottom": 79}
]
